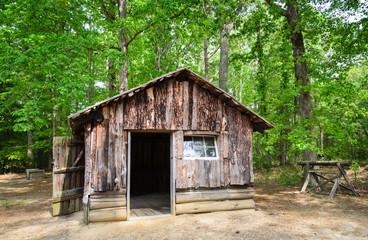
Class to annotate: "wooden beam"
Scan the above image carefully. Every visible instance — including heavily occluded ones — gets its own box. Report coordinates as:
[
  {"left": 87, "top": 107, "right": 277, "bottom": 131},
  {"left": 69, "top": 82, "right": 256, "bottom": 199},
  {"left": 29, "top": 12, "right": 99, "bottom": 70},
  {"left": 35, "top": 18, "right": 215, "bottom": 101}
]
[
  {"left": 301, "top": 171, "right": 310, "bottom": 193},
  {"left": 329, "top": 172, "right": 342, "bottom": 199},
  {"left": 306, "top": 175, "right": 339, "bottom": 193},
  {"left": 127, "top": 131, "right": 131, "bottom": 220},
  {"left": 72, "top": 148, "right": 85, "bottom": 167},
  {"left": 313, "top": 173, "right": 351, "bottom": 191},
  {"left": 176, "top": 199, "right": 254, "bottom": 214},
  {"left": 170, "top": 132, "right": 176, "bottom": 216},
  {"left": 89, "top": 207, "right": 127, "bottom": 222},
  {"left": 54, "top": 166, "right": 85, "bottom": 174},
  {"left": 53, "top": 187, "right": 84, "bottom": 199},
  {"left": 90, "top": 197, "right": 126, "bottom": 210},
  {"left": 297, "top": 161, "right": 352, "bottom": 166},
  {"left": 83, "top": 122, "right": 92, "bottom": 224},
  {"left": 309, "top": 170, "right": 338, "bottom": 174},
  {"left": 176, "top": 188, "right": 254, "bottom": 203},
  {"left": 90, "top": 189, "right": 126, "bottom": 196},
  {"left": 53, "top": 194, "right": 83, "bottom": 203},
  {"left": 337, "top": 163, "right": 360, "bottom": 197},
  {"left": 183, "top": 131, "right": 220, "bottom": 136}
]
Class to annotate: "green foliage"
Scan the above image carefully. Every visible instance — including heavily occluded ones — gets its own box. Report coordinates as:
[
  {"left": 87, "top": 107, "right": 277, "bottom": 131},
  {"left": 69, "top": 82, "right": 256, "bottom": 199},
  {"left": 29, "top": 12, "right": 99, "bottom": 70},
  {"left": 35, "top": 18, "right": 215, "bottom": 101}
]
[
  {"left": 349, "top": 160, "right": 363, "bottom": 183},
  {"left": 276, "top": 169, "right": 303, "bottom": 186},
  {"left": 256, "top": 166, "right": 303, "bottom": 186},
  {"left": 0, "top": 0, "right": 367, "bottom": 173}
]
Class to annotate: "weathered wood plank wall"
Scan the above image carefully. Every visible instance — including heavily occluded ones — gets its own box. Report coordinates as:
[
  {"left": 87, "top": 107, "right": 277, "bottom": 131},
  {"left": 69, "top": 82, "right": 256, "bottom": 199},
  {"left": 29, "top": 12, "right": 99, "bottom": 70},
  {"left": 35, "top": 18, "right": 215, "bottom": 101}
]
[
  {"left": 87, "top": 104, "right": 127, "bottom": 193},
  {"left": 83, "top": 78, "right": 253, "bottom": 193},
  {"left": 53, "top": 136, "right": 84, "bottom": 216}
]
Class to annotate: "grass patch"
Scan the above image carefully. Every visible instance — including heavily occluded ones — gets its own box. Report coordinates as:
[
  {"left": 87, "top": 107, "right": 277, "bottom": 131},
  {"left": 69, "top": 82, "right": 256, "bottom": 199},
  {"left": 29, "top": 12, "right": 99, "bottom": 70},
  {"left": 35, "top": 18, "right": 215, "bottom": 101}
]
[
  {"left": 255, "top": 165, "right": 303, "bottom": 186},
  {"left": 0, "top": 198, "right": 27, "bottom": 209}
]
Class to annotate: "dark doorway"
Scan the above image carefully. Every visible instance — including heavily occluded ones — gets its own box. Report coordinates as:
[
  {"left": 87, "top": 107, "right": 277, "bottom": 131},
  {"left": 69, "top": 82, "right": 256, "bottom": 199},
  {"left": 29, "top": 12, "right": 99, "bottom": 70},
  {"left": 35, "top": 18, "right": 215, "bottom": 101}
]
[{"left": 130, "top": 132, "right": 171, "bottom": 218}]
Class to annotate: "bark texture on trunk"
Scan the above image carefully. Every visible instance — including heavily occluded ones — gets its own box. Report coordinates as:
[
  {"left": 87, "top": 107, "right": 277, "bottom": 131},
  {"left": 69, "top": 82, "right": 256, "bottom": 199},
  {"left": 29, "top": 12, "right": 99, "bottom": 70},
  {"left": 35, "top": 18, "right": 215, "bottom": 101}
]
[
  {"left": 118, "top": 0, "right": 129, "bottom": 93},
  {"left": 256, "top": 23, "right": 266, "bottom": 115},
  {"left": 88, "top": 49, "right": 94, "bottom": 102},
  {"left": 284, "top": 1, "right": 317, "bottom": 164},
  {"left": 218, "top": 2, "right": 243, "bottom": 92},
  {"left": 106, "top": 58, "right": 116, "bottom": 96},
  {"left": 156, "top": 44, "right": 162, "bottom": 71},
  {"left": 204, "top": 37, "right": 209, "bottom": 80},
  {"left": 219, "top": 22, "right": 233, "bottom": 92},
  {"left": 27, "top": 118, "right": 34, "bottom": 167}
]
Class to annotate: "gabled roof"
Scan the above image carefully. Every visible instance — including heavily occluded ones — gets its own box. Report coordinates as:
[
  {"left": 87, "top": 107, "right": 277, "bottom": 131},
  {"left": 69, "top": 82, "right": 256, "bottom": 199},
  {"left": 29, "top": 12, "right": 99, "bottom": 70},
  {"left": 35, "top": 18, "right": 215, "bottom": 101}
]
[{"left": 68, "top": 68, "right": 274, "bottom": 132}]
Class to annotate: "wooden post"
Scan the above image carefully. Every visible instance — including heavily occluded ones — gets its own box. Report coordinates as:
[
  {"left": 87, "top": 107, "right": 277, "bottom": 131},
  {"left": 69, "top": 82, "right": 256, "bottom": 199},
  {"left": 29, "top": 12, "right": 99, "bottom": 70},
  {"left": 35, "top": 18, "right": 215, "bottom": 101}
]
[
  {"left": 301, "top": 163, "right": 310, "bottom": 193},
  {"left": 83, "top": 123, "right": 92, "bottom": 224},
  {"left": 337, "top": 163, "right": 360, "bottom": 197},
  {"left": 329, "top": 172, "right": 342, "bottom": 199},
  {"left": 126, "top": 131, "right": 131, "bottom": 220},
  {"left": 170, "top": 132, "right": 176, "bottom": 216},
  {"left": 311, "top": 172, "right": 324, "bottom": 192}
]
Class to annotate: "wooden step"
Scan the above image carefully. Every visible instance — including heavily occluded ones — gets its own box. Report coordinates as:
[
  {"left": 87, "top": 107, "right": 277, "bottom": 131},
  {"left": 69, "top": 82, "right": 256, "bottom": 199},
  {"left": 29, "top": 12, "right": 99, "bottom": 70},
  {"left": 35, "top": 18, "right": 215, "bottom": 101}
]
[
  {"left": 90, "top": 197, "right": 126, "bottom": 210},
  {"left": 89, "top": 207, "right": 127, "bottom": 222}
]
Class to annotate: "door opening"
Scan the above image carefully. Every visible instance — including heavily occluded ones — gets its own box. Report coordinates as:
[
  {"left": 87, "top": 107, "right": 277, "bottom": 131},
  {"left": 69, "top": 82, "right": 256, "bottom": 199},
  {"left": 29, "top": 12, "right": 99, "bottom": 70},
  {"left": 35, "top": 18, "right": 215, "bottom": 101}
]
[{"left": 130, "top": 132, "right": 171, "bottom": 218}]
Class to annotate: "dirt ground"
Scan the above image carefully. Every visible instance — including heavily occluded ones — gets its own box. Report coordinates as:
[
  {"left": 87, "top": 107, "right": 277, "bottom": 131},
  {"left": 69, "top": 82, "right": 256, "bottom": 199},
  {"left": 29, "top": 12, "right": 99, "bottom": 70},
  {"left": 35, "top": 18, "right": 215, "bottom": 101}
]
[{"left": 0, "top": 169, "right": 367, "bottom": 240}]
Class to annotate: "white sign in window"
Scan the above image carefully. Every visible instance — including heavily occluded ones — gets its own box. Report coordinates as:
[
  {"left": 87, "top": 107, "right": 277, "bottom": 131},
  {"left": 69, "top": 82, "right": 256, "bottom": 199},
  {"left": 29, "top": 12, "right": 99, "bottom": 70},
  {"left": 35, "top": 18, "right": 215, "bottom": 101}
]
[{"left": 184, "top": 136, "right": 218, "bottom": 159}]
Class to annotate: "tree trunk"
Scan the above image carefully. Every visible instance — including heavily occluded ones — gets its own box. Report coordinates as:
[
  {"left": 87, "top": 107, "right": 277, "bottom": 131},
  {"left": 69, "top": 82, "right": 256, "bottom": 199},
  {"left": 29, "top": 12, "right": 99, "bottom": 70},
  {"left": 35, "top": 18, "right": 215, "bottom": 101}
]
[
  {"left": 204, "top": 37, "right": 209, "bottom": 80},
  {"left": 118, "top": 0, "right": 129, "bottom": 93},
  {"left": 279, "top": 130, "right": 285, "bottom": 165},
  {"left": 88, "top": 18, "right": 94, "bottom": 102},
  {"left": 256, "top": 23, "right": 267, "bottom": 115},
  {"left": 279, "top": 52, "right": 289, "bottom": 166},
  {"left": 88, "top": 49, "right": 94, "bottom": 102},
  {"left": 27, "top": 118, "right": 34, "bottom": 167},
  {"left": 219, "top": 23, "right": 233, "bottom": 92},
  {"left": 156, "top": 37, "right": 162, "bottom": 71},
  {"left": 106, "top": 58, "right": 116, "bottom": 96},
  {"left": 320, "top": 125, "right": 323, "bottom": 150},
  {"left": 285, "top": 1, "right": 317, "bottom": 166},
  {"left": 266, "top": 133, "right": 271, "bottom": 166},
  {"left": 238, "top": 61, "right": 244, "bottom": 102}
]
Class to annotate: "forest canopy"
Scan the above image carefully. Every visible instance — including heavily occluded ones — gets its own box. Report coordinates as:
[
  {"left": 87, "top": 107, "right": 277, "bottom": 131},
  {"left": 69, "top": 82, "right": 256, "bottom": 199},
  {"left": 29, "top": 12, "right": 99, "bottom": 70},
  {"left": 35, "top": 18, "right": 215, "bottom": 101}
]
[{"left": 0, "top": 0, "right": 367, "bottom": 173}]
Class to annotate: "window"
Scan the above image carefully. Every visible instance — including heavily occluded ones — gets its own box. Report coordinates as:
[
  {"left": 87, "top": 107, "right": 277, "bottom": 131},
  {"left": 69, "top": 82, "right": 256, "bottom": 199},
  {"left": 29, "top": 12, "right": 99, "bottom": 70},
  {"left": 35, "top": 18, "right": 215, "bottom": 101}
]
[{"left": 183, "top": 136, "right": 218, "bottom": 159}]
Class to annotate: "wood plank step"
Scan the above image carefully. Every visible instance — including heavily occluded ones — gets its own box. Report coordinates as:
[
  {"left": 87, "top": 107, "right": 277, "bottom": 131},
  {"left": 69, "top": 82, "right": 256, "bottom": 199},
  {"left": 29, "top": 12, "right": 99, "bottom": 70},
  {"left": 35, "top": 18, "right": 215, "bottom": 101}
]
[
  {"left": 90, "top": 197, "right": 126, "bottom": 210},
  {"left": 176, "top": 199, "right": 255, "bottom": 214},
  {"left": 89, "top": 207, "right": 127, "bottom": 222},
  {"left": 176, "top": 188, "right": 254, "bottom": 204}
]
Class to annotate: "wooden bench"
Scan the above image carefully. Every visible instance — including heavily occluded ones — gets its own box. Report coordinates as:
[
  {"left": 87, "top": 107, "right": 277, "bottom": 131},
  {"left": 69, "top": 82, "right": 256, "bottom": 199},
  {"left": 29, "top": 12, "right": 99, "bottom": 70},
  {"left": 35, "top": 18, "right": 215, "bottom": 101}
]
[
  {"left": 297, "top": 161, "right": 360, "bottom": 199},
  {"left": 26, "top": 169, "right": 45, "bottom": 180}
]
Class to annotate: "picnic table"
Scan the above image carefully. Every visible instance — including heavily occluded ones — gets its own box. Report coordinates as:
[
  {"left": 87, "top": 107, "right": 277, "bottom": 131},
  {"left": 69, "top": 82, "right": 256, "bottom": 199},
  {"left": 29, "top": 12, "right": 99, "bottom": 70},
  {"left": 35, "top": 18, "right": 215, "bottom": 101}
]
[{"left": 297, "top": 161, "right": 360, "bottom": 199}]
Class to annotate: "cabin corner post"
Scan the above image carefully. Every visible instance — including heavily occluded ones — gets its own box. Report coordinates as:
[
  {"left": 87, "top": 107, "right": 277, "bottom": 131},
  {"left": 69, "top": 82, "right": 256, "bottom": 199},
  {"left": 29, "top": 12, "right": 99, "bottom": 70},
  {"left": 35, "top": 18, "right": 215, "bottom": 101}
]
[
  {"left": 83, "top": 122, "right": 92, "bottom": 224},
  {"left": 170, "top": 131, "right": 176, "bottom": 216},
  {"left": 126, "top": 131, "right": 131, "bottom": 220},
  {"left": 173, "top": 130, "right": 184, "bottom": 215},
  {"left": 249, "top": 128, "right": 254, "bottom": 183}
]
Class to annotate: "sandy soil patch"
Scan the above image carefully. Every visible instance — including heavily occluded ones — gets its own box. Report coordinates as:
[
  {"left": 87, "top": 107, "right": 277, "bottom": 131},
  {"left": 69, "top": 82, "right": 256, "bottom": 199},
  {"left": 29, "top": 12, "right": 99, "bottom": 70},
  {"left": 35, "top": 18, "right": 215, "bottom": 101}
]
[{"left": 0, "top": 171, "right": 367, "bottom": 240}]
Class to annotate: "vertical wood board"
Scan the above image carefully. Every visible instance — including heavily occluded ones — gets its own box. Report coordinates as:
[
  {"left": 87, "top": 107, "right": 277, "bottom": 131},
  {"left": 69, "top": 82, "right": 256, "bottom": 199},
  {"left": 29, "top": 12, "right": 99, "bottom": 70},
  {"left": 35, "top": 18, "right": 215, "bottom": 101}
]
[{"left": 53, "top": 136, "right": 84, "bottom": 216}]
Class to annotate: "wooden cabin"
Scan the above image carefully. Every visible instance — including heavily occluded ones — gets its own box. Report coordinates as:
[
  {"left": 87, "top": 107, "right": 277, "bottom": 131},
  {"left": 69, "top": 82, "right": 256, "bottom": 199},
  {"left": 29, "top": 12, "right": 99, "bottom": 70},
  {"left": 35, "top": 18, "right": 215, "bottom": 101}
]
[{"left": 52, "top": 68, "right": 273, "bottom": 223}]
